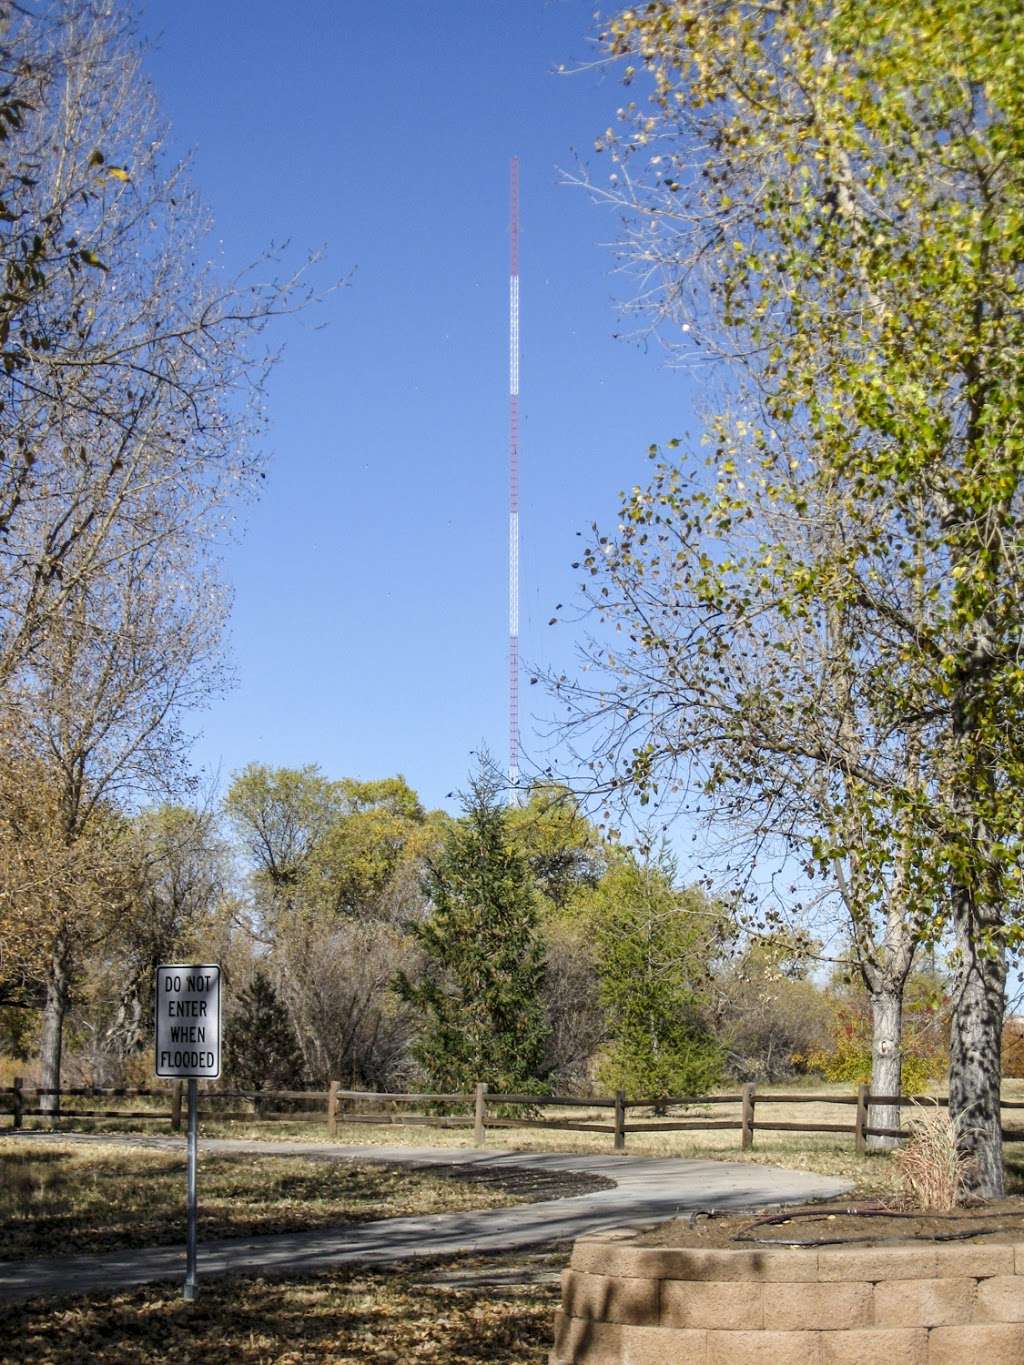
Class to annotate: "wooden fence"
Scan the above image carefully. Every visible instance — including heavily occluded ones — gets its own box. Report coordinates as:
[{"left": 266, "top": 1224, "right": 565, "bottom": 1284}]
[
  {"left": 0, "top": 1081, "right": 330, "bottom": 1131},
  {"left": 4, "top": 1079, "right": 1024, "bottom": 1153}
]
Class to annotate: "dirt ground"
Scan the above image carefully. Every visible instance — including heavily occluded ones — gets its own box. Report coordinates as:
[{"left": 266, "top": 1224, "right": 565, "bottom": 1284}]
[{"left": 635, "top": 1196, "right": 1024, "bottom": 1248}]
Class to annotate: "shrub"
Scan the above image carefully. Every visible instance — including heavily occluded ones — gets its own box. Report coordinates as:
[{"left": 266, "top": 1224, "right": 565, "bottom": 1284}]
[
  {"left": 806, "top": 992, "right": 949, "bottom": 1093},
  {"left": 893, "top": 1105, "right": 973, "bottom": 1210},
  {"left": 719, "top": 950, "right": 833, "bottom": 1083},
  {"left": 1002, "top": 1017, "right": 1024, "bottom": 1079}
]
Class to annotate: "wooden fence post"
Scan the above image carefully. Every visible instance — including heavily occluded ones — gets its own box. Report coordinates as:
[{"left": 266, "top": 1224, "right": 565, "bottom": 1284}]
[
  {"left": 614, "top": 1090, "right": 626, "bottom": 1152},
  {"left": 327, "top": 1080, "right": 339, "bottom": 1139},
  {"left": 171, "top": 1081, "right": 183, "bottom": 1133},
  {"left": 855, "top": 1082, "right": 869, "bottom": 1154},
  {"left": 473, "top": 1083, "right": 488, "bottom": 1146},
  {"left": 12, "top": 1076, "right": 22, "bottom": 1130},
  {"left": 741, "top": 1083, "right": 756, "bottom": 1150}
]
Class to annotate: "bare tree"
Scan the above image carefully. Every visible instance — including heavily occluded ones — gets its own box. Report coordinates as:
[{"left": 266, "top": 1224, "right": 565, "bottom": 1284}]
[
  {"left": 276, "top": 920, "right": 421, "bottom": 1090},
  {"left": 0, "top": 2, "right": 318, "bottom": 691}
]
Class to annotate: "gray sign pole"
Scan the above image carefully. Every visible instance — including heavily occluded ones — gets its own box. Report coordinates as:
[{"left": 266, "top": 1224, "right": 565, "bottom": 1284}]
[
  {"left": 185, "top": 1077, "right": 198, "bottom": 1301},
  {"left": 155, "top": 964, "right": 221, "bottom": 1304}
]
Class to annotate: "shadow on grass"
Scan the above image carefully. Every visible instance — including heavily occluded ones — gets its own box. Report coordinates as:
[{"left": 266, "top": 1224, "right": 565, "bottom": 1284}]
[{"left": 0, "top": 1253, "right": 563, "bottom": 1364}]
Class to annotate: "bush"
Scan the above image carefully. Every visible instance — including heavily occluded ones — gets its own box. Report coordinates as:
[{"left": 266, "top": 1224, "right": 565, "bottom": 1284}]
[
  {"left": 1002, "top": 1017, "right": 1024, "bottom": 1079},
  {"left": 718, "top": 950, "right": 833, "bottom": 1083},
  {"left": 806, "top": 996, "right": 948, "bottom": 1094}
]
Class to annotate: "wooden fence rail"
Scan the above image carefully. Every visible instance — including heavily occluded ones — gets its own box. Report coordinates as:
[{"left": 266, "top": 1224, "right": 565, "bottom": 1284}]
[{"left": 4, "top": 1079, "right": 1024, "bottom": 1153}]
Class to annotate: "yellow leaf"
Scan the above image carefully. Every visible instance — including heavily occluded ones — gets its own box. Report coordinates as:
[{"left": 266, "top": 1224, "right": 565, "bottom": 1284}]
[{"left": 107, "top": 166, "right": 130, "bottom": 182}]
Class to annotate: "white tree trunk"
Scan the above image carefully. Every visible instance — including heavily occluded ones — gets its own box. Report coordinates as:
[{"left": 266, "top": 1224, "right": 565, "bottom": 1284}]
[{"left": 867, "top": 988, "right": 903, "bottom": 1151}]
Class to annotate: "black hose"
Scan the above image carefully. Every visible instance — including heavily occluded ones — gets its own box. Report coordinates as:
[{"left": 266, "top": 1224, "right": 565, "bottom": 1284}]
[{"left": 732, "top": 1207, "right": 1024, "bottom": 1247}]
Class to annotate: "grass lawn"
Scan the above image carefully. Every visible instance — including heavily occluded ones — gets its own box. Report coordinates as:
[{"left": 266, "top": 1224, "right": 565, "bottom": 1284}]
[
  {"left": 0, "top": 1140, "right": 538, "bottom": 1260},
  {"left": 0, "top": 1249, "right": 566, "bottom": 1363},
  {"left": 10, "top": 1079, "right": 1024, "bottom": 1226},
  {"left": 6, "top": 1084, "right": 1024, "bottom": 1361},
  {"left": 4, "top": 1081, "right": 946, "bottom": 1198}
]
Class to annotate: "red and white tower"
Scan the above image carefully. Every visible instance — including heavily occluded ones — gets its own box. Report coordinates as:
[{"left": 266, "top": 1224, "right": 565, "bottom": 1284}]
[{"left": 508, "top": 157, "right": 521, "bottom": 801}]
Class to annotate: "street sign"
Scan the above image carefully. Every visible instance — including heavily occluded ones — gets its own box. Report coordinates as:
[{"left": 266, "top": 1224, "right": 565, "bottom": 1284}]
[
  {"left": 155, "top": 964, "right": 221, "bottom": 1079},
  {"left": 155, "top": 963, "right": 222, "bottom": 1303}
]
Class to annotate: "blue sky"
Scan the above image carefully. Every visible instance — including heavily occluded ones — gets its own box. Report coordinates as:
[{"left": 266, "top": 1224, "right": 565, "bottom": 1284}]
[{"left": 137, "top": 0, "right": 701, "bottom": 815}]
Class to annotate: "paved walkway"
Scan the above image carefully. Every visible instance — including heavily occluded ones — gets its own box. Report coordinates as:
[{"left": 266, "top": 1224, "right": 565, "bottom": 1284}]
[{"left": 0, "top": 1134, "right": 852, "bottom": 1302}]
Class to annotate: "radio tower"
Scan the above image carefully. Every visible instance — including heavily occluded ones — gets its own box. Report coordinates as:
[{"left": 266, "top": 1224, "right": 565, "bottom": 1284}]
[{"left": 508, "top": 157, "right": 522, "bottom": 803}]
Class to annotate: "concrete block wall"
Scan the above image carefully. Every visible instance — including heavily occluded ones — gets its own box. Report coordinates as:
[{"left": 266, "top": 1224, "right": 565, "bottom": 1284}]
[{"left": 550, "top": 1230, "right": 1024, "bottom": 1364}]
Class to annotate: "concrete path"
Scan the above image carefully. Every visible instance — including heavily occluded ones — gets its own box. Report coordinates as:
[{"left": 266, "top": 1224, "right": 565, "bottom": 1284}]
[{"left": 0, "top": 1134, "right": 852, "bottom": 1302}]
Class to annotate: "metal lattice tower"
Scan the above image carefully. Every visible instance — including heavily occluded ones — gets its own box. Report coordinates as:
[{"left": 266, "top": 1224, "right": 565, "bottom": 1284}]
[{"left": 508, "top": 157, "right": 521, "bottom": 802}]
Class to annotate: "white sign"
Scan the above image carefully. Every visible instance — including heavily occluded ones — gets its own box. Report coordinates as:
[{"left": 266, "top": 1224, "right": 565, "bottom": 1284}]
[{"left": 155, "top": 964, "right": 221, "bottom": 1078}]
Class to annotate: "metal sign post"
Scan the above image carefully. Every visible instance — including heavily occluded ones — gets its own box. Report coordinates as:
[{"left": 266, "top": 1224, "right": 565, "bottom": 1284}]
[
  {"left": 185, "top": 1077, "right": 198, "bottom": 1300},
  {"left": 155, "top": 964, "right": 221, "bottom": 1302}
]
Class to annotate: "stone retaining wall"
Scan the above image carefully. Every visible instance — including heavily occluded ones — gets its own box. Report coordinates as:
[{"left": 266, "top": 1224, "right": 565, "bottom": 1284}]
[{"left": 550, "top": 1228, "right": 1024, "bottom": 1363}]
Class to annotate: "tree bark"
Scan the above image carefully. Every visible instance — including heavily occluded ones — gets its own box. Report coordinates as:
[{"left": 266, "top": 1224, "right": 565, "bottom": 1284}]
[
  {"left": 38, "top": 933, "right": 72, "bottom": 1117},
  {"left": 948, "top": 895, "right": 1006, "bottom": 1199},
  {"left": 867, "top": 988, "right": 903, "bottom": 1151}
]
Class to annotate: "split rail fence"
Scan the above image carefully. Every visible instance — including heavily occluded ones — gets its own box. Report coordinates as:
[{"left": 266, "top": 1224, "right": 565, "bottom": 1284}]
[{"left": 4, "top": 1080, "right": 1024, "bottom": 1153}]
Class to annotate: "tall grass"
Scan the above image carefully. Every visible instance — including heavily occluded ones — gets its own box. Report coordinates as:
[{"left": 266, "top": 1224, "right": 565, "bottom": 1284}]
[{"left": 892, "top": 1104, "right": 974, "bottom": 1210}]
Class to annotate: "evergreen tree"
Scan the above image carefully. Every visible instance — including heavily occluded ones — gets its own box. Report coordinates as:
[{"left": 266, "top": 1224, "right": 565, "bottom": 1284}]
[
  {"left": 398, "top": 772, "right": 548, "bottom": 1093},
  {"left": 225, "top": 970, "right": 304, "bottom": 1093},
  {"left": 591, "top": 858, "right": 724, "bottom": 1102}
]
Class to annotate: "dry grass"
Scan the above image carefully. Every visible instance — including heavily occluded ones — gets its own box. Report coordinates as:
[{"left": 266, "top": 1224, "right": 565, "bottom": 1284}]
[
  {"left": 0, "top": 1140, "right": 535, "bottom": 1260},
  {"left": 6, "top": 1083, "right": 1024, "bottom": 1362},
  {"left": 0, "top": 1249, "right": 565, "bottom": 1363},
  {"left": 11, "top": 1080, "right": 1024, "bottom": 1203},
  {"left": 893, "top": 1105, "right": 973, "bottom": 1210}
]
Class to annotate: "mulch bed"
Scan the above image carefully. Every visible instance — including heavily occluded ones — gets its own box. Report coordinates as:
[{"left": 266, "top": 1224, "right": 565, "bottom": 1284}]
[{"left": 635, "top": 1197, "right": 1024, "bottom": 1248}]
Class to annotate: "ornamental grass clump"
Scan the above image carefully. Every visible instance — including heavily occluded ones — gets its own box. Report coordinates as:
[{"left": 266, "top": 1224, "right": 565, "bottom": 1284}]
[{"left": 893, "top": 1105, "right": 974, "bottom": 1211}]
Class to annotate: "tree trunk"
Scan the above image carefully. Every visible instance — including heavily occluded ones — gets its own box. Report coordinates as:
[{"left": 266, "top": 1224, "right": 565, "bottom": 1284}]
[
  {"left": 948, "top": 895, "right": 1006, "bottom": 1199},
  {"left": 867, "top": 987, "right": 903, "bottom": 1151},
  {"left": 38, "top": 935, "right": 72, "bottom": 1117}
]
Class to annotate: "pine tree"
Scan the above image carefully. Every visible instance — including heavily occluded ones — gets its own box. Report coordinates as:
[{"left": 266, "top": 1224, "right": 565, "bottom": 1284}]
[
  {"left": 225, "top": 970, "right": 304, "bottom": 1093},
  {"left": 398, "top": 772, "right": 548, "bottom": 1093}
]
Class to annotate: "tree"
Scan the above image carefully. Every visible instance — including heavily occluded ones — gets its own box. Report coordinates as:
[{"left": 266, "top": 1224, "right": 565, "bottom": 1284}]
[
  {"left": 505, "top": 785, "right": 608, "bottom": 1090},
  {"left": 305, "top": 777, "right": 443, "bottom": 923},
  {"left": 276, "top": 920, "right": 419, "bottom": 1089},
  {"left": 560, "top": 450, "right": 937, "bottom": 1146},
  {"left": 538, "top": 916, "right": 604, "bottom": 1091},
  {"left": 397, "top": 771, "right": 548, "bottom": 1093},
  {"left": 101, "top": 804, "right": 227, "bottom": 1061},
  {"left": 0, "top": 736, "right": 132, "bottom": 1018},
  {"left": 810, "top": 963, "right": 951, "bottom": 1095},
  {"left": 0, "top": 0, "right": 318, "bottom": 1103},
  {"left": 565, "top": 0, "right": 1024, "bottom": 1194},
  {"left": 588, "top": 856, "right": 724, "bottom": 1101},
  {"left": 223, "top": 767, "right": 444, "bottom": 1088},
  {"left": 225, "top": 970, "right": 304, "bottom": 1094},
  {"left": 13, "top": 528, "right": 226, "bottom": 1109},
  {"left": 716, "top": 943, "right": 834, "bottom": 1085},
  {"left": 0, "top": 3, "right": 314, "bottom": 692},
  {"left": 506, "top": 784, "right": 605, "bottom": 913},
  {"left": 224, "top": 764, "right": 341, "bottom": 931}
]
